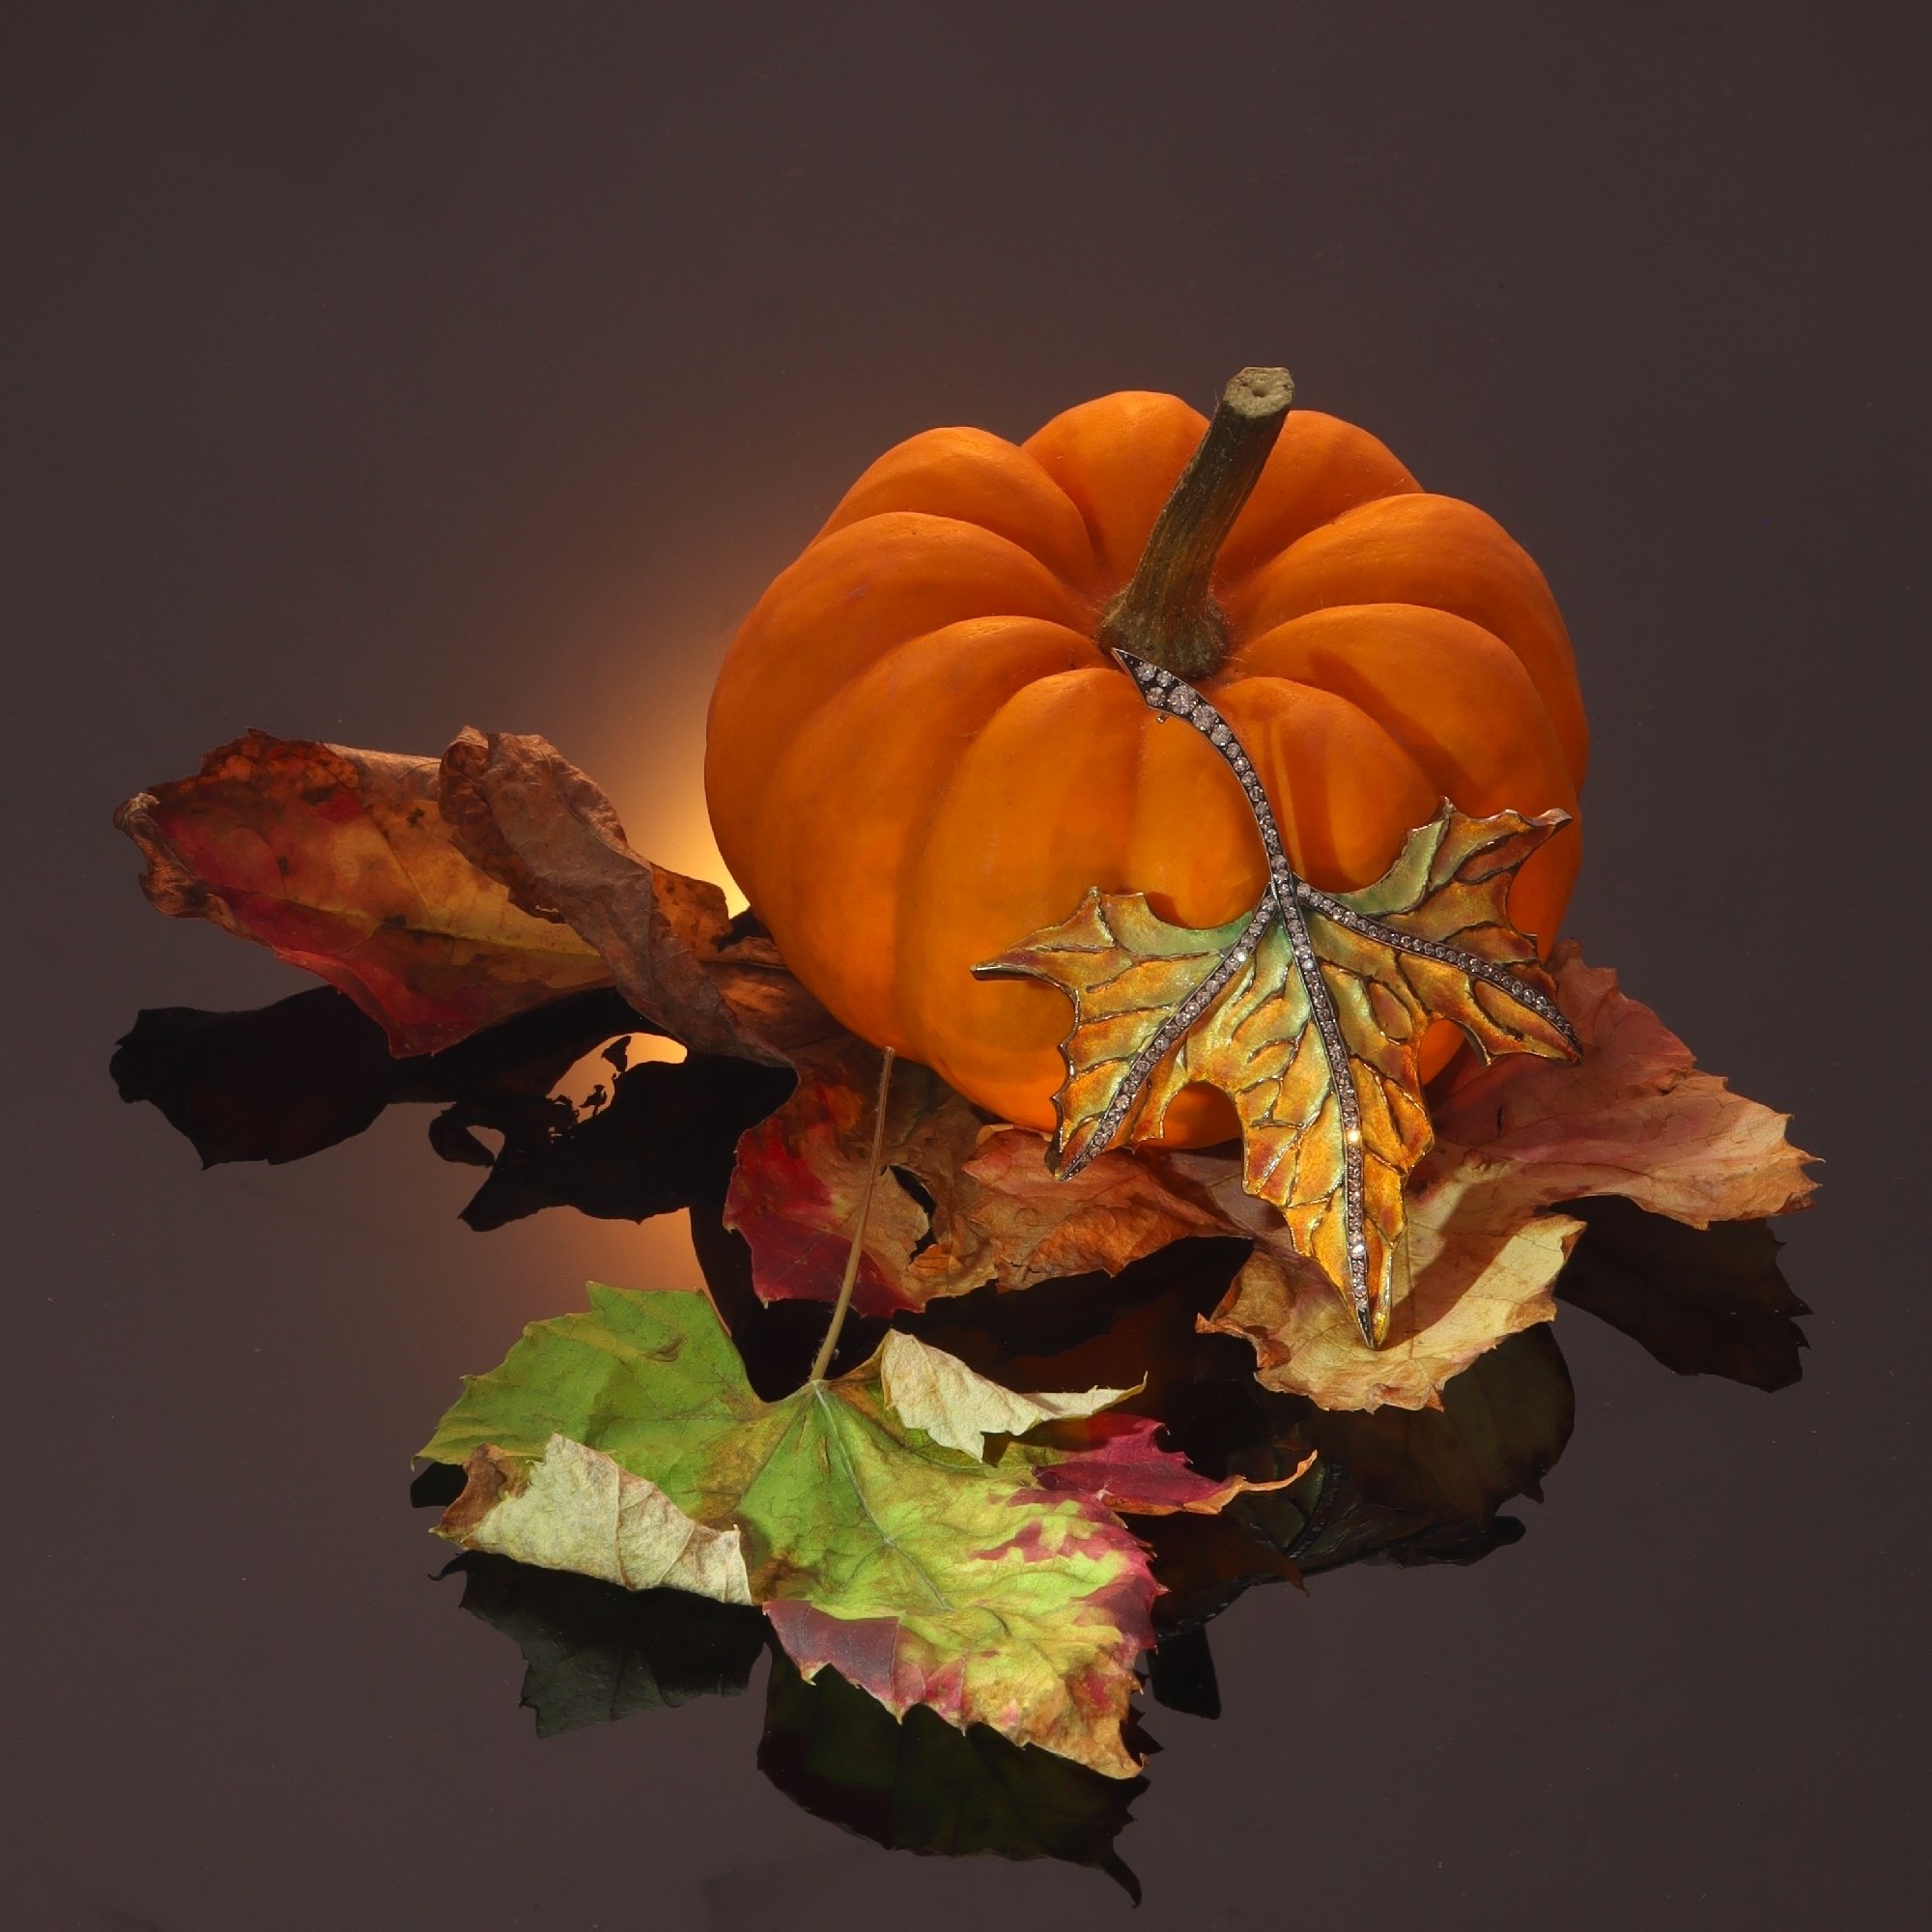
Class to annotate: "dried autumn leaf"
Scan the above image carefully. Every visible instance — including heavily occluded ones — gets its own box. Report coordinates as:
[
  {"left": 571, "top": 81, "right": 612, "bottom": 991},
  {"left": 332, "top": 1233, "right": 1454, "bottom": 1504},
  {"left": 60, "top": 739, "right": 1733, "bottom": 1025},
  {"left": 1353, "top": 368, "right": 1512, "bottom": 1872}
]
[
  {"left": 1433, "top": 942, "right": 1818, "bottom": 1224},
  {"left": 1201, "top": 1157, "right": 1584, "bottom": 1410},
  {"left": 1166, "top": 945, "right": 1813, "bottom": 1410},
  {"left": 438, "top": 727, "right": 832, "bottom": 1065},
  {"left": 723, "top": 1040, "right": 981, "bottom": 1315},
  {"left": 115, "top": 733, "right": 612, "bottom": 1054},
  {"left": 724, "top": 1037, "right": 1227, "bottom": 1315},
  {"left": 420, "top": 1286, "right": 1173, "bottom": 1776},
  {"left": 118, "top": 728, "right": 836, "bottom": 1065},
  {"left": 979, "top": 657, "right": 1577, "bottom": 1347},
  {"left": 443, "top": 1435, "right": 755, "bottom": 1602},
  {"left": 1016, "top": 1411, "right": 1311, "bottom": 1517},
  {"left": 875, "top": 1328, "right": 1134, "bottom": 1457},
  {"left": 952, "top": 1127, "right": 1231, "bottom": 1292}
]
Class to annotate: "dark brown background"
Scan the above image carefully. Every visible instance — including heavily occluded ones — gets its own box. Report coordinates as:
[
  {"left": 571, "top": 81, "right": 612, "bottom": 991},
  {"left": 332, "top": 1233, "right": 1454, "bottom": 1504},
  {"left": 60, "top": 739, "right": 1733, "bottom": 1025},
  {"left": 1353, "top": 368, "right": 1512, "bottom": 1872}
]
[{"left": 4, "top": 3, "right": 1925, "bottom": 1927}]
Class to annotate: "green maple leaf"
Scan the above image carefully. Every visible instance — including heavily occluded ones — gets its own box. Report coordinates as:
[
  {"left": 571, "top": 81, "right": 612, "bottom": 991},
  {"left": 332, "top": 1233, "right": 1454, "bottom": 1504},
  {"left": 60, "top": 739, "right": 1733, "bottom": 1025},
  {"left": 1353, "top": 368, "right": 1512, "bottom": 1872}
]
[
  {"left": 420, "top": 1286, "right": 1185, "bottom": 1776},
  {"left": 976, "top": 650, "right": 1579, "bottom": 1350}
]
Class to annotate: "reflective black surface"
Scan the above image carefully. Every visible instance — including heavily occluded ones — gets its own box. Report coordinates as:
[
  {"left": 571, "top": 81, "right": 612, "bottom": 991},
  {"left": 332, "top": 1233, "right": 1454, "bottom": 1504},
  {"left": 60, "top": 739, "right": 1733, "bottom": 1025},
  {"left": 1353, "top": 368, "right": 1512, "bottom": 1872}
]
[
  {"left": 93, "top": 976, "right": 1822, "bottom": 1906},
  {"left": 8, "top": 5, "right": 1923, "bottom": 1926}
]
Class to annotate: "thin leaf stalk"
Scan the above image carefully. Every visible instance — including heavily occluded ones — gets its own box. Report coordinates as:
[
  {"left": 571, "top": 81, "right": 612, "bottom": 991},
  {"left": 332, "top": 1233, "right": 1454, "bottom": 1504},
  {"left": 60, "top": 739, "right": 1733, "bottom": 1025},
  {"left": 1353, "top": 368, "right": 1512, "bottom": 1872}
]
[{"left": 810, "top": 1046, "right": 897, "bottom": 1382}]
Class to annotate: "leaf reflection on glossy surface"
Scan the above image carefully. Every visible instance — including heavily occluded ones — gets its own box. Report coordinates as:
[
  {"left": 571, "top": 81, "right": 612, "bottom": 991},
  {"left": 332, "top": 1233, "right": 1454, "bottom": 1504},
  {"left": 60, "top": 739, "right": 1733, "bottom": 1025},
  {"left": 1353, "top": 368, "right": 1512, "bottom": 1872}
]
[
  {"left": 1553, "top": 1195, "right": 1809, "bottom": 1391},
  {"left": 1291, "top": 1325, "right": 1575, "bottom": 1531},
  {"left": 438, "top": 1550, "right": 1147, "bottom": 1896},
  {"left": 759, "top": 1657, "right": 1149, "bottom": 1900},
  {"left": 449, "top": 1552, "right": 766, "bottom": 1737},
  {"left": 451, "top": 1052, "right": 792, "bottom": 1231},
  {"left": 112, "top": 984, "right": 794, "bottom": 1227},
  {"left": 112, "top": 985, "right": 641, "bottom": 1168}
]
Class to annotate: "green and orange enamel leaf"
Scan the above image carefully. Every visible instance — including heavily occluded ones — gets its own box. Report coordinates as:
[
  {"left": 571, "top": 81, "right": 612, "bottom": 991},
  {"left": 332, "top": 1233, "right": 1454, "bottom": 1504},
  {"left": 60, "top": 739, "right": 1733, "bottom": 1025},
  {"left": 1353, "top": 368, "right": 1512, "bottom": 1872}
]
[
  {"left": 980, "top": 798, "right": 1579, "bottom": 1349},
  {"left": 420, "top": 1287, "right": 1263, "bottom": 1777}
]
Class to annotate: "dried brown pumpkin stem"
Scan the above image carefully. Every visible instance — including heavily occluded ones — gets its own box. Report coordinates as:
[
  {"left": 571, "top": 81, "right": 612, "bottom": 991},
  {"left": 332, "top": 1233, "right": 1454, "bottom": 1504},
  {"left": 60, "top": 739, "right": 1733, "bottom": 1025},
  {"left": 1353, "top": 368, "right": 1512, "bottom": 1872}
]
[{"left": 1098, "top": 365, "right": 1293, "bottom": 682}]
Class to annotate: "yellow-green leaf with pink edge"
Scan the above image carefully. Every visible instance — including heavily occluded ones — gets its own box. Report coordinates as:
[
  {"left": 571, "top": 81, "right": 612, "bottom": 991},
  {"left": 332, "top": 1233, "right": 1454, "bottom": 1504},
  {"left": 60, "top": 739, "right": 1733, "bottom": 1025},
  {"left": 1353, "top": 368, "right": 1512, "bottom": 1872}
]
[{"left": 418, "top": 1287, "right": 1241, "bottom": 1777}]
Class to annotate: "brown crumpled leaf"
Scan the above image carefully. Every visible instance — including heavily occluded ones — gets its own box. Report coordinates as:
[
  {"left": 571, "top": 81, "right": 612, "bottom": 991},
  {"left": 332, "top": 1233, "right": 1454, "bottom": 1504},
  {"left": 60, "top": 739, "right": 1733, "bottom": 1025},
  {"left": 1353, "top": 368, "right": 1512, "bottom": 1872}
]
[
  {"left": 951, "top": 1128, "right": 1232, "bottom": 1296},
  {"left": 723, "top": 1037, "right": 1228, "bottom": 1315},
  {"left": 115, "top": 734, "right": 613, "bottom": 1054},
  {"left": 122, "top": 729, "right": 1813, "bottom": 1414},
  {"left": 118, "top": 728, "right": 836, "bottom": 1064},
  {"left": 437, "top": 726, "right": 826, "bottom": 1066}
]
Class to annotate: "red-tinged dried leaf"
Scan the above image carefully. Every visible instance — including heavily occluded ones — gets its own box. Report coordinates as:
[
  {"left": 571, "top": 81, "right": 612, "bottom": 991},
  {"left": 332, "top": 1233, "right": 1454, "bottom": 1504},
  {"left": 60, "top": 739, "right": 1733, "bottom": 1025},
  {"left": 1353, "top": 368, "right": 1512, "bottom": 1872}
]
[
  {"left": 119, "top": 729, "right": 837, "bottom": 1065},
  {"left": 1431, "top": 942, "right": 1818, "bottom": 1224},
  {"left": 723, "top": 1040, "right": 972, "bottom": 1315},
  {"left": 115, "top": 733, "right": 612, "bottom": 1054},
  {"left": 874, "top": 1330, "right": 1300, "bottom": 1516},
  {"left": 439, "top": 728, "right": 833, "bottom": 1066},
  {"left": 724, "top": 1038, "right": 1226, "bottom": 1315},
  {"left": 1022, "top": 1412, "right": 1312, "bottom": 1517},
  {"left": 943, "top": 1128, "right": 1229, "bottom": 1296}
]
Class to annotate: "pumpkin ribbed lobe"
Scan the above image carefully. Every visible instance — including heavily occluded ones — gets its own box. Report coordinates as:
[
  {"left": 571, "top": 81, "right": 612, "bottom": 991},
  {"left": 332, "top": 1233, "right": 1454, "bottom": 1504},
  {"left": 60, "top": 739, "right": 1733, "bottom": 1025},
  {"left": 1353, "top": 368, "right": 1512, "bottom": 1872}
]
[
  {"left": 751, "top": 615, "right": 1097, "bottom": 1053},
  {"left": 705, "top": 511, "right": 1091, "bottom": 868},
  {"left": 1226, "top": 493, "right": 1588, "bottom": 787}
]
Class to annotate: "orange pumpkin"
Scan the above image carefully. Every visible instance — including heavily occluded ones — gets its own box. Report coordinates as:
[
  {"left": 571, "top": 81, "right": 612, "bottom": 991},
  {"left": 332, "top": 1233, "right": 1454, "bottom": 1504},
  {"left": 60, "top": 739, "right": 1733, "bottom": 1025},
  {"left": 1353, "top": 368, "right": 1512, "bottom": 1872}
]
[{"left": 705, "top": 371, "right": 1585, "bottom": 1147}]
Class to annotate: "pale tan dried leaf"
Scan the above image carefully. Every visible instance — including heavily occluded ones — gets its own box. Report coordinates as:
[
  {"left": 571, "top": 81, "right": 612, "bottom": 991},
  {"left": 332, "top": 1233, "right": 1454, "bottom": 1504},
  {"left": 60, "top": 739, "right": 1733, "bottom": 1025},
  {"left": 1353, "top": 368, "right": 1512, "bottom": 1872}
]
[
  {"left": 1203, "top": 1162, "right": 1583, "bottom": 1411},
  {"left": 877, "top": 1330, "right": 1135, "bottom": 1460},
  {"left": 440, "top": 1435, "right": 753, "bottom": 1602}
]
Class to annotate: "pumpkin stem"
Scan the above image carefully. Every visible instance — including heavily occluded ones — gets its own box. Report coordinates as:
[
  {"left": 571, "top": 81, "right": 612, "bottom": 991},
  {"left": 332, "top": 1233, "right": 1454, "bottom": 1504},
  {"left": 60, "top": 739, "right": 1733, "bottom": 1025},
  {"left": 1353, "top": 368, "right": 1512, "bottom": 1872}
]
[
  {"left": 1098, "top": 366, "right": 1293, "bottom": 681},
  {"left": 808, "top": 1045, "right": 896, "bottom": 1383}
]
